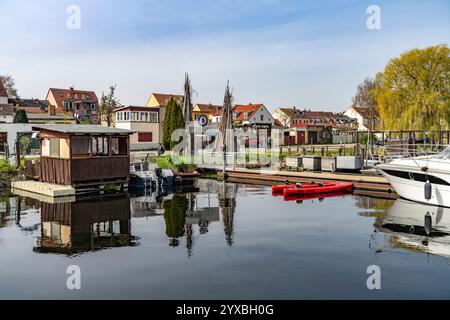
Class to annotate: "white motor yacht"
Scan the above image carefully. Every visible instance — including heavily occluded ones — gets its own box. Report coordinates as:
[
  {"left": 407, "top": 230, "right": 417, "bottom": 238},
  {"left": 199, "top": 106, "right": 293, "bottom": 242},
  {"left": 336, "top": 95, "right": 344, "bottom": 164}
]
[{"left": 377, "top": 146, "right": 450, "bottom": 207}]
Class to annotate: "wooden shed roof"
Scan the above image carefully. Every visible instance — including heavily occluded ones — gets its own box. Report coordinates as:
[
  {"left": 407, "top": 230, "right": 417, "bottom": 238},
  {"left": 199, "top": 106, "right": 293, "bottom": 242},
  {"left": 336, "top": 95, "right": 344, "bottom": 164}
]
[{"left": 32, "top": 125, "right": 134, "bottom": 135}]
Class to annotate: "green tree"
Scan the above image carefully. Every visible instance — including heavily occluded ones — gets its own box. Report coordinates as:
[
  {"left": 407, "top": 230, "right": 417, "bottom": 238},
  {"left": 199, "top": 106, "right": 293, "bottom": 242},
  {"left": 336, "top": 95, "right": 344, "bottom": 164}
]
[
  {"left": 170, "top": 101, "right": 185, "bottom": 149},
  {"left": 99, "top": 85, "right": 120, "bottom": 127},
  {"left": 162, "top": 98, "right": 175, "bottom": 150},
  {"left": 13, "top": 110, "right": 28, "bottom": 123},
  {"left": 375, "top": 44, "right": 450, "bottom": 130},
  {"left": 0, "top": 75, "right": 19, "bottom": 98},
  {"left": 19, "top": 135, "right": 32, "bottom": 154},
  {"left": 162, "top": 98, "right": 185, "bottom": 150}
]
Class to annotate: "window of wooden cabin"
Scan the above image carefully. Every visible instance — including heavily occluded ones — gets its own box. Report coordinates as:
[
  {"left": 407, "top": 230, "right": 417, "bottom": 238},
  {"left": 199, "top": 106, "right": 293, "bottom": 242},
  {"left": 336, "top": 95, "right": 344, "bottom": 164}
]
[
  {"left": 91, "top": 136, "right": 109, "bottom": 156},
  {"left": 111, "top": 137, "right": 128, "bottom": 156},
  {"left": 47, "top": 138, "right": 60, "bottom": 157},
  {"left": 71, "top": 136, "right": 91, "bottom": 157}
]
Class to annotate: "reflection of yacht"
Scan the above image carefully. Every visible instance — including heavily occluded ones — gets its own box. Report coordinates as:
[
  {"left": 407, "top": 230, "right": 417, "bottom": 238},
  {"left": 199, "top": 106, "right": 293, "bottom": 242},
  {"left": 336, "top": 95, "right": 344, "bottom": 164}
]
[
  {"left": 374, "top": 198, "right": 450, "bottom": 257},
  {"left": 34, "top": 194, "right": 138, "bottom": 255},
  {"left": 377, "top": 146, "right": 450, "bottom": 207}
]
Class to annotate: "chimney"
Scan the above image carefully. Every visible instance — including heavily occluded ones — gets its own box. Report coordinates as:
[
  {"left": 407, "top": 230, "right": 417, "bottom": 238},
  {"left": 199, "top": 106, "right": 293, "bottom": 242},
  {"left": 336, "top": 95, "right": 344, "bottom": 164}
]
[
  {"left": 69, "top": 86, "right": 74, "bottom": 92},
  {"left": 48, "top": 105, "right": 56, "bottom": 116}
]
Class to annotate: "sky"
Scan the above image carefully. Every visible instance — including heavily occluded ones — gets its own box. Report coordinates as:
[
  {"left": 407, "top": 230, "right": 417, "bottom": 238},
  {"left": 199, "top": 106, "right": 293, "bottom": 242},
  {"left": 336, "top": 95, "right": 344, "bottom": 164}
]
[{"left": 0, "top": 0, "right": 449, "bottom": 112}]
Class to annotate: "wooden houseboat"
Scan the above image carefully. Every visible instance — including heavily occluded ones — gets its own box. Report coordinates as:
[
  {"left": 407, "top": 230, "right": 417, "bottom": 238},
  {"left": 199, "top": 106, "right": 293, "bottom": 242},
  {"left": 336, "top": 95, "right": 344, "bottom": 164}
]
[{"left": 30, "top": 125, "right": 134, "bottom": 188}]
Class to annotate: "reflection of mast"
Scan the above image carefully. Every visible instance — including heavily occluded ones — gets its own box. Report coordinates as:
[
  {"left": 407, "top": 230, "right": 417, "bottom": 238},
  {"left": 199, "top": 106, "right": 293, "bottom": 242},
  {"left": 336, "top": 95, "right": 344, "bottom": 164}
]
[
  {"left": 185, "top": 193, "right": 196, "bottom": 257},
  {"left": 185, "top": 223, "right": 193, "bottom": 257},
  {"left": 219, "top": 180, "right": 237, "bottom": 247}
]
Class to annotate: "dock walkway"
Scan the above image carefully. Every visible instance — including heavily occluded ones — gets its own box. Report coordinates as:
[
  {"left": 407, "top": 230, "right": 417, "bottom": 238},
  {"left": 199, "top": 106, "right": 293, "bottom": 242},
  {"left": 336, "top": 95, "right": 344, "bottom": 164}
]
[
  {"left": 11, "top": 180, "right": 76, "bottom": 198},
  {"left": 215, "top": 167, "right": 396, "bottom": 198}
]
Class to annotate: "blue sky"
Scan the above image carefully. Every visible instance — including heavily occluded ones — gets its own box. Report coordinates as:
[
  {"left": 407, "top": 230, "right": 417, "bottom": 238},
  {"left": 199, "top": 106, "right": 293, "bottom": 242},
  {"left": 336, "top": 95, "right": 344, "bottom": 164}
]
[{"left": 0, "top": 0, "right": 449, "bottom": 111}]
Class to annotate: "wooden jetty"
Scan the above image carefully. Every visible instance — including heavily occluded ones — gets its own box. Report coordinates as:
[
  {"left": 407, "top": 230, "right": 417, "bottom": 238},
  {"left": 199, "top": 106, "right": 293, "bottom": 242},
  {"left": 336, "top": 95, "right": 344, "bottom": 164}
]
[{"left": 216, "top": 167, "right": 395, "bottom": 196}]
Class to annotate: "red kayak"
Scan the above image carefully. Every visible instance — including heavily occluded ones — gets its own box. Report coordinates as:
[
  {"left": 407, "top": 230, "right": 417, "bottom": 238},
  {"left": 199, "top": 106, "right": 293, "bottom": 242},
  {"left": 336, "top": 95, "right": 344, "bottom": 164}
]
[
  {"left": 272, "top": 182, "right": 334, "bottom": 194},
  {"left": 283, "top": 182, "right": 353, "bottom": 197}
]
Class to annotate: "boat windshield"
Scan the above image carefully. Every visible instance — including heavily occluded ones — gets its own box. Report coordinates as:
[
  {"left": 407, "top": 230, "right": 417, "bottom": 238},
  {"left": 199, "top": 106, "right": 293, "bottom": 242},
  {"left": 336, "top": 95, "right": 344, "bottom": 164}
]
[{"left": 434, "top": 146, "right": 450, "bottom": 159}]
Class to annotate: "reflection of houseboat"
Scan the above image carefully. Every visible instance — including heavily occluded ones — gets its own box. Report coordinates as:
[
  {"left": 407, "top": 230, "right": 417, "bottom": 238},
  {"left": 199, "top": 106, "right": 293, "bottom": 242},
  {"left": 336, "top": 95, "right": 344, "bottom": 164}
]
[
  {"left": 374, "top": 198, "right": 450, "bottom": 257},
  {"left": 34, "top": 194, "right": 138, "bottom": 255}
]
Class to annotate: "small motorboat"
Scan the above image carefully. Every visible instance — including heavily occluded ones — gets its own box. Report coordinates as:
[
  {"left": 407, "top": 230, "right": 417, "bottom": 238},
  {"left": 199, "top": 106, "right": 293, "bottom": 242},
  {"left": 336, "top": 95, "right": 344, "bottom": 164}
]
[
  {"left": 129, "top": 161, "right": 158, "bottom": 190},
  {"left": 161, "top": 169, "right": 175, "bottom": 188},
  {"left": 272, "top": 181, "right": 334, "bottom": 195},
  {"left": 283, "top": 181, "right": 353, "bottom": 197}
]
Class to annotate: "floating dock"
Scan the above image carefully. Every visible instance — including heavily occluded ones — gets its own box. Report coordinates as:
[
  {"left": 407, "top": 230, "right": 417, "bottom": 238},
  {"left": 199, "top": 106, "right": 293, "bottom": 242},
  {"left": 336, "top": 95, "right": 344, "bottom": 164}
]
[
  {"left": 216, "top": 167, "right": 397, "bottom": 199},
  {"left": 11, "top": 180, "right": 76, "bottom": 200}
]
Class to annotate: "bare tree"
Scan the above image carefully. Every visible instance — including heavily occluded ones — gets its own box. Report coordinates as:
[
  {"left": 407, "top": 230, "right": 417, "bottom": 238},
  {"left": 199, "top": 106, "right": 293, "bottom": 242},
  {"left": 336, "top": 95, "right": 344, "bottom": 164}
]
[
  {"left": 99, "top": 85, "right": 120, "bottom": 127},
  {"left": 352, "top": 77, "right": 379, "bottom": 130},
  {"left": 0, "top": 75, "right": 20, "bottom": 98}
]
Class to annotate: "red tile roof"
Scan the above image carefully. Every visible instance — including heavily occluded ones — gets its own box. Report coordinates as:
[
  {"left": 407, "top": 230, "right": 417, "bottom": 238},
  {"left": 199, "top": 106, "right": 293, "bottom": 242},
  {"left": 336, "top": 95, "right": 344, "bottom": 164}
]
[
  {"left": 47, "top": 87, "right": 98, "bottom": 110},
  {"left": 194, "top": 103, "right": 223, "bottom": 115},
  {"left": 292, "top": 122, "right": 334, "bottom": 128},
  {"left": 232, "top": 103, "right": 263, "bottom": 121},
  {"left": 152, "top": 93, "right": 184, "bottom": 106},
  {"left": 0, "top": 80, "right": 7, "bottom": 97}
]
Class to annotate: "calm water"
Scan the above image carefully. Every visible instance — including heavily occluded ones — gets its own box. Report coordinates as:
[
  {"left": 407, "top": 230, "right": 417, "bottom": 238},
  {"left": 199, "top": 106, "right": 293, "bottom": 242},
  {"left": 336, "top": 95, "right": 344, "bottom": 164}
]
[{"left": 1, "top": 179, "right": 450, "bottom": 299}]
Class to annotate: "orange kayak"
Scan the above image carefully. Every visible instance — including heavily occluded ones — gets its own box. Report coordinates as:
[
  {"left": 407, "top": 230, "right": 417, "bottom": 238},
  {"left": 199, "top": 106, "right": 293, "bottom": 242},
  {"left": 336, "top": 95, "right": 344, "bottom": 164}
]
[{"left": 283, "top": 182, "right": 353, "bottom": 197}]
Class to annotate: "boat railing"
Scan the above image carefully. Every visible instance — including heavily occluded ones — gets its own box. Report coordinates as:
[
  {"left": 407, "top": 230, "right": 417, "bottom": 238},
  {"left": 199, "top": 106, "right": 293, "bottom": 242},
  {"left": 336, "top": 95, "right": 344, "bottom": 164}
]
[{"left": 382, "top": 143, "right": 448, "bottom": 162}]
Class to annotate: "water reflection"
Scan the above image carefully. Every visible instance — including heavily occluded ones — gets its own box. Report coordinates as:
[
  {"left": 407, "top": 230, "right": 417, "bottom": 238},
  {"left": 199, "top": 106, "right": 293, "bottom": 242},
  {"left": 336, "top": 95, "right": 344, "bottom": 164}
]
[
  {"left": 135, "top": 179, "right": 239, "bottom": 254},
  {"left": 373, "top": 198, "right": 450, "bottom": 257},
  {"left": 32, "top": 194, "right": 138, "bottom": 255}
]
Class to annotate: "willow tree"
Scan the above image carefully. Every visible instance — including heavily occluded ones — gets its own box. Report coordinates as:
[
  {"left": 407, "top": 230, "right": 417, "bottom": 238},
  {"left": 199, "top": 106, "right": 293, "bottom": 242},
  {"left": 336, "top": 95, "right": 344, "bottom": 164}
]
[{"left": 375, "top": 44, "right": 450, "bottom": 130}]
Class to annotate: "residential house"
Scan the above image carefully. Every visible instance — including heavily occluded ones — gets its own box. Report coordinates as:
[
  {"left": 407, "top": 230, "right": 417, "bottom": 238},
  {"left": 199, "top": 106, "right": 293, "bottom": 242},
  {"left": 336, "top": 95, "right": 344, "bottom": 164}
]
[
  {"left": 233, "top": 103, "right": 275, "bottom": 130},
  {"left": 146, "top": 93, "right": 184, "bottom": 142},
  {"left": 9, "top": 98, "right": 76, "bottom": 124},
  {"left": 46, "top": 87, "right": 99, "bottom": 124},
  {"left": 114, "top": 105, "right": 160, "bottom": 150},
  {"left": 273, "top": 107, "right": 356, "bottom": 128},
  {"left": 343, "top": 104, "right": 379, "bottom": 131},
  {"left": 192, "top": 103, "right": 223, "bottom": 124},
  {"left": 287, "top": 123, "right": 333, "bottom": 145},
  {"left": 0, "top": 80, "right": 8, "bottom": 105},
  {"left": 0, "top": 105, "right": 14, "bottom": 123}
]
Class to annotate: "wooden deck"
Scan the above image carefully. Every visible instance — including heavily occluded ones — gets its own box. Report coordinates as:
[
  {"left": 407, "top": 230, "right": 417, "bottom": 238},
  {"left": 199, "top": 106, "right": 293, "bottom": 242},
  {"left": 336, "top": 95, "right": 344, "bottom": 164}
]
[{"left": 216, "top": 167, "right": 396, "bottom": 196}]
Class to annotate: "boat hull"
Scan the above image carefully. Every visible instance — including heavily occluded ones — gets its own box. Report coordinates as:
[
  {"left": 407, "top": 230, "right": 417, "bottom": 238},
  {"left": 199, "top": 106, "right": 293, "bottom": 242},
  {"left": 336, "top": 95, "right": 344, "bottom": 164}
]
[
  {"left": 283, "top": 182, "right": 353, "bottom": 197},
  {"left": 378, "top": 166, "right": 450, "bottom": 207}
]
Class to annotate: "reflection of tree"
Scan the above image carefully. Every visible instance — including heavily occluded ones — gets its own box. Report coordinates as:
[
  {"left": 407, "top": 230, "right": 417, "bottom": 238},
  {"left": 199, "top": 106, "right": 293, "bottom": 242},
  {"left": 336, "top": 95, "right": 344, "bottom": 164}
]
[
  {"left": 163, "top": 195, "right": 188, "bottom": 247},
  {"left": 355, "top": 196, "right": 394, "bottom": 218},
  {"left": 219, "top": 182, "right": 237, "bottom": 247}
]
